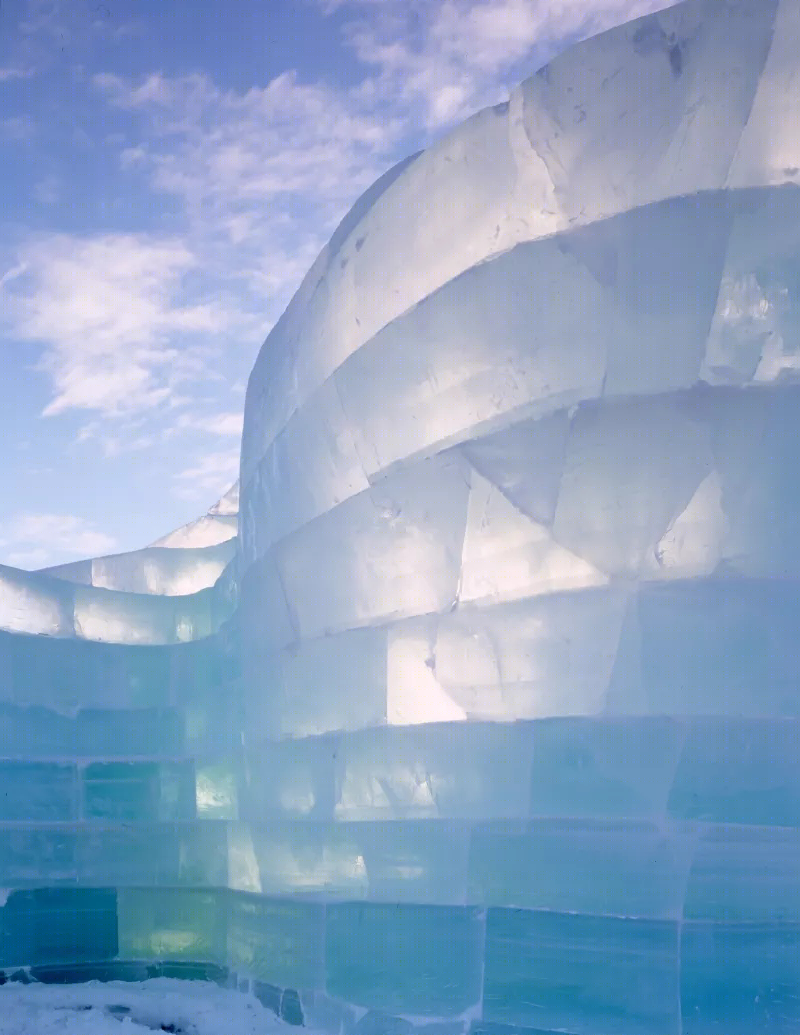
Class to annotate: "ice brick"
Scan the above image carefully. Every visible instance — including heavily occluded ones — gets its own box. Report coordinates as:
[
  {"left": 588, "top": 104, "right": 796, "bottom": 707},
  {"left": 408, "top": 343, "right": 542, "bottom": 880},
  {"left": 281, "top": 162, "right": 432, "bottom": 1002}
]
[{"left": 326, "top": 903, "right": 483, "bottom": 1015}]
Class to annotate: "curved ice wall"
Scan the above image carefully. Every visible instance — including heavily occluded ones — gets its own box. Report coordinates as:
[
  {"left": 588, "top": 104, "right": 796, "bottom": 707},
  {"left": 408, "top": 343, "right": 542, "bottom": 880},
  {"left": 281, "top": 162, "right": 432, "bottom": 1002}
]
[
  {"left": 236, "top": 0, "right": 800, "bottom": 1031},
  {"left": 3, "top": 0, "right": 800, "bottom": 1031},
  {"left": 0, "top": 490, "right": 240, "bottom": 980}
]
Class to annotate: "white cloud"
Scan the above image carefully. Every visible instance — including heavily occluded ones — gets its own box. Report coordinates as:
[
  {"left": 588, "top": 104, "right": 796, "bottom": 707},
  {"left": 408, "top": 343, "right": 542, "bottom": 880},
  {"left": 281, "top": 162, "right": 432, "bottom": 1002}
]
[
  {"left": 332, "top": 0, "right": 675, "bottom": 129},
  {"left": 0, "top": 512, "right": 117, "bottom": 569},
  {"left": 176, "top": 411, "right": 244, "bottom": 437},
  {"left": 94, "top": 67, "right": 403, "bottom": 314},
  {"left": 173, "top": 448, "right": 241, "bottom": 502},
  {"left": 1, "top": 233, "right": 244, "bottom": 417}
]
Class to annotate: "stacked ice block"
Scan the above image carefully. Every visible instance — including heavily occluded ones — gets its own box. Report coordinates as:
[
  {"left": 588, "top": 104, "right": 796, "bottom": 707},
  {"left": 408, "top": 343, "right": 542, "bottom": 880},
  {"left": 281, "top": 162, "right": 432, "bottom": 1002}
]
[
  {"left": 3, "top": 0, "right": 800, "bottom": 1031},
  {"left": 235, "top": 0, "right": 800, "bottom": 1031},
  {"left": 0, "top": 492, "right": 241, "bottom": 977}
]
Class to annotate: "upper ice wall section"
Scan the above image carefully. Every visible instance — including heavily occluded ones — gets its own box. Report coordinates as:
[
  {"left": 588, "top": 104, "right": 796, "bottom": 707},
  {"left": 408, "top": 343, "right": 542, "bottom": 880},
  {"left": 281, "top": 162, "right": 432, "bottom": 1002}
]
[
  {"left": 149, "top": 482, "right": 239, "bottom": 549},
  {"left": 241, "top": 0, "right": 798, "bottom": 485},
  {"left": 40, "top": 485, "right": 240, "bottom": 595},
  {"left": 1, "top": 486, "right": 240, "bottom": 642}
]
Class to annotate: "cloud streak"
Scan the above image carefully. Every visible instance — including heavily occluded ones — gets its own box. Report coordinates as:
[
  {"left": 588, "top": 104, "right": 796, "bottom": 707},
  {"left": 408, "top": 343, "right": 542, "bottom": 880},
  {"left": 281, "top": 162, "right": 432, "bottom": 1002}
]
[
  {"left": 334, "top": 0, "right": 676, "bottom": 129},
  {"left": 2, "top": 233, "right": 241, "bottom": 417},
  {"left": 0, "top": 512, "right": 117, "bottom": 569}
]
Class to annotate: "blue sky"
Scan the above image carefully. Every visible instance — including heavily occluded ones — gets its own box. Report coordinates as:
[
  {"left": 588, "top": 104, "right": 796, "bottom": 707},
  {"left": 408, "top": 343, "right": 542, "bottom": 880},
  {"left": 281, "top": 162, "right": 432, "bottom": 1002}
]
[{"left": 0, "top": 0, "right": 667, "bottom": 568}]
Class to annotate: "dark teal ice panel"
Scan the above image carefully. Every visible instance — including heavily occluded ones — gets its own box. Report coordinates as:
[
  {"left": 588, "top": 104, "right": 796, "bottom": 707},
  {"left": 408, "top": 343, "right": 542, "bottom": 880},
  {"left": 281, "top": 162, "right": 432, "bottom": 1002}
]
[
  {"left": 527, "top": 717, "right": 684, "bottom": 820},
  {"left": 326, "top": 903, "right": 483, "bottom": 1015},
  {"left": 0, "top": 762, "right": 75, "bottom": 820},
  {"left": 77, "top": 708, "right": 186, "bottom": 756},
  {"left": 667, "top": 718, "right": 800, "bottom": 825},
  {"left": 0, "top": 888, "right": 117, "bottom": 967},
  {"left": 227, "top": 893, "right": 325, "bottom": 989},
  {"left": 82, "top": 762, "right": 160, "bottom": 820},
  {"left": 483, "top": 909, "right": 680, "bottom": 1035},
  {"left": 681, "top": 923, "right": 800, "bottom": 1034},
  {"left": 637, "top": 578, "right": 800, "bottom": 716},
  {"left": 0, "top": 705, "right": 74, "bottom": 756},
  {"left": 0, "top": 827, "right": 76, "bottom": 883},
  {"left": 0, "top": 705, "right": 186, "bottom": 758},
  {"left": 81, "top": 761, "right": 196, "bottom": 821}
]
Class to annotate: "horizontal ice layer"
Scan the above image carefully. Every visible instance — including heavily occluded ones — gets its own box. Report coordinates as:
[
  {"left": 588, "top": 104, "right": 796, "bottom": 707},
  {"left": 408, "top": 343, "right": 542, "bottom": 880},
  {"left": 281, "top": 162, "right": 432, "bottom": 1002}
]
[
  {"left": 241, "top": 0, "right": 799, "bottom": 481},
  {"left": 0, "top": 563, "right": 237, "bottom": 644},
  {"left": 0, "top": 625, "right": 236, "bottom": 716},
  {"left": 238, "top": 571, "right": 800, "bottom": 737},
  {"left": 4, "top": 3, "right": 800, "bottom": 1031},
  {"left": 0, "top": 887, "right": 796, "bottom": 1035},
  {"left": 238, "top": 718, "right": 800, "bottom": 827},
  {"left": 42, "top": 540, "right": 235, "bottom": 596}
]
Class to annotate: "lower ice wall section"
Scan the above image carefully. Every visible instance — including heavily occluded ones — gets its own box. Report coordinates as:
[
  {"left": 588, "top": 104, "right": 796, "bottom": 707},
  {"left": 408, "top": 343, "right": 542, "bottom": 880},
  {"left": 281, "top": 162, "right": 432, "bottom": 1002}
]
[
  {"left": 2, "top": 717, "right": 800, "bottom": 1033},
  {"left": 1, "top": 884, "right": 799, "bottom": 1035}
]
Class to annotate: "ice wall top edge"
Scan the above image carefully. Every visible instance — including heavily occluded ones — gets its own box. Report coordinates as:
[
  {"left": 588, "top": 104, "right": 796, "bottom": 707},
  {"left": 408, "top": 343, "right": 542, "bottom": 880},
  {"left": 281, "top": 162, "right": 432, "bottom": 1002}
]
[
  {"left": 240, "top": 0, "right": 795, "bottom": 481},
  {"left": 0, "top": 561, "right": 230, "bottom": 644}
]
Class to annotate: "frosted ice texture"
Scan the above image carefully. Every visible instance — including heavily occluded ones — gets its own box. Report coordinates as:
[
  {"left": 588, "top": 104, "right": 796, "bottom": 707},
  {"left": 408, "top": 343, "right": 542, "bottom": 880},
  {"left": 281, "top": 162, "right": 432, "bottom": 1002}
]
[
  {"left": 235, "top": 0, "right": 800, "bottom": 1030},
  {"left": 3, "top": 1, "right": 800, "bottom": 1033}
]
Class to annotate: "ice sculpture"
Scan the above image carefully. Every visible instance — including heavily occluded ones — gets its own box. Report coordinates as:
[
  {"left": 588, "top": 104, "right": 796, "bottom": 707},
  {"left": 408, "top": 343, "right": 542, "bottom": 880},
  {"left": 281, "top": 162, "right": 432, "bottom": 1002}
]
[{"left": 3, "top": 0, "right": 800, "bottom": 1032}]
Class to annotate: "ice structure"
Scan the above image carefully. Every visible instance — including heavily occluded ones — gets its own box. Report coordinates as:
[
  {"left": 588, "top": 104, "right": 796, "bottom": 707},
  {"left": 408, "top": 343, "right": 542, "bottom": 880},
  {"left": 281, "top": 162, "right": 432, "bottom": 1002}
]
[{"left": 2, "top": 0, "right": 800, "bottom": 1032}]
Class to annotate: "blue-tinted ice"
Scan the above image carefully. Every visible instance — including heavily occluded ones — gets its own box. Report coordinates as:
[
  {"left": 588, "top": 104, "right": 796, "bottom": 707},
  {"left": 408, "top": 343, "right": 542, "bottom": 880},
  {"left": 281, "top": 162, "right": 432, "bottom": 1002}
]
[{"left": 3, "top": 1, "right": 800, "bottom": 1031}]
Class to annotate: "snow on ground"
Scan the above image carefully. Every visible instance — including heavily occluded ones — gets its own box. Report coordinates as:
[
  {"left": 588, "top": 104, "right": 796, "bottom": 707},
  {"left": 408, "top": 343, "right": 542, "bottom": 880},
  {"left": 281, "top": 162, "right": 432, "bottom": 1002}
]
[{"left": 0, "top": 978, "right": 320, "bottom": 1035}]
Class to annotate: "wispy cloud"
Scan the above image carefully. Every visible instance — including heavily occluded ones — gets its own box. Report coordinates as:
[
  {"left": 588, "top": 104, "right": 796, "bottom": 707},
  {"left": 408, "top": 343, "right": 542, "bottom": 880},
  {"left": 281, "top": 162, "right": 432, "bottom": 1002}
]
[
  {"left": 173, "top": 448, "right": 241, "bottom": 502},
  {"left": 0, "top": 512, "right": 117, "bottom": 569},
  {"left": 176, "top": 411, "right": 244, "bottom": 437},
  {"left": 332, "top": 0, "right": 675, "bottom": 130},
  {"left": 1, "top": 233, "right": 243, "bottom": 417},
  {"left": 96, "top": 68, "right": 400, "bottom": 307}
]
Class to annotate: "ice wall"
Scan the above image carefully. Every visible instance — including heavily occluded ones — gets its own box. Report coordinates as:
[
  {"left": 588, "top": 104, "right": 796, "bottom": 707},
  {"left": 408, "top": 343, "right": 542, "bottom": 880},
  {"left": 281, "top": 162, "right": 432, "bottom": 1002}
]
[
  {"left": 0, "top": 490, "right": 242, "bottom": 989},
  {"left": 2, "top": 0, "right": 800, "bottom": 1032},
  {"left": 235, "top": 0, "right": 800, "bottom": 1031}
]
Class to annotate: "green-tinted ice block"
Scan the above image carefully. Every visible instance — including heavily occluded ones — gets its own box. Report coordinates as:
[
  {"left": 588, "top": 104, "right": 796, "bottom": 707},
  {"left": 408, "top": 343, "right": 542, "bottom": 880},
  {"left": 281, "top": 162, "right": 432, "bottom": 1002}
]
[
  {"left": 483, "top": 909, "right": 680, "bottom": 1035},
  {"left": 227, "top": 893, "right": 324, "bottom": 989},
  {"left": 326, "top": 902, "right": 483, "bottom": 1015},
  {"left": 0, "top": 888, "right": 117, "bottom": 968},
  {"left": 117, "top": 887, "right": 227, "bottom": 963}
]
